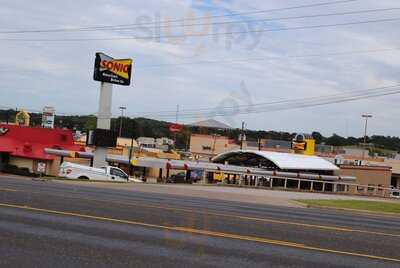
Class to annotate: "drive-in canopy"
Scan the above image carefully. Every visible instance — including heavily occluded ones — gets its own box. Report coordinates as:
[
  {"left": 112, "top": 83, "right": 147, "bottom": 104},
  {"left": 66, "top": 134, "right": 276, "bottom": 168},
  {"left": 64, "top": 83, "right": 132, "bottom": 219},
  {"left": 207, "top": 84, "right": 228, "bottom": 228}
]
[{"left": 212, "top": 150, "right": 339, "bottom": 172}]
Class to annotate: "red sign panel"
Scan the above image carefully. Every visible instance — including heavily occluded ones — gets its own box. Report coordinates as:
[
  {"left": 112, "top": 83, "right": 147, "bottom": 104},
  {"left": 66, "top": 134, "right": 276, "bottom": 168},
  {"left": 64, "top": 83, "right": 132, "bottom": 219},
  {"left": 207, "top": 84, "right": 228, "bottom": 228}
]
[{"left": 169, "top": 123, "right": 182, "bottom": 133}]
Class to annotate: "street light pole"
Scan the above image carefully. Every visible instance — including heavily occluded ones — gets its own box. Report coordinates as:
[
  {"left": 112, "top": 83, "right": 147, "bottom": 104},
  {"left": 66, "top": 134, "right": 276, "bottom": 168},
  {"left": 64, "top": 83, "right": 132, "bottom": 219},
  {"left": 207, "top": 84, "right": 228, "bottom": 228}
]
[
  {"left": 362, "top": 114, "right": 372, "bottom": 160},
  {"left": 240, "top": 121, "right": 245, "bottom": 150},
  {"left": 119, "top": 106, "right": 126, "bottom": 137}
]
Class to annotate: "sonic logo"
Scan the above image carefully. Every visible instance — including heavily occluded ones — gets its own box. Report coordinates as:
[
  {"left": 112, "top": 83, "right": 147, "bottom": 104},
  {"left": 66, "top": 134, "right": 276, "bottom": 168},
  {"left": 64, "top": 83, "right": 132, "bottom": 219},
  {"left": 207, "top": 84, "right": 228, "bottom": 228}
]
[
  {"left": 291, "top": 133, "right": 316, "bottom": 155},
  {"left": 292, "top": 142, "right": 306, "bottom": 151},
  {"left": 94, "top": 52, "right": 133, "bottom": 86},
  {"left": 99, "top": 59, "right": 132, "bottom": 79}
]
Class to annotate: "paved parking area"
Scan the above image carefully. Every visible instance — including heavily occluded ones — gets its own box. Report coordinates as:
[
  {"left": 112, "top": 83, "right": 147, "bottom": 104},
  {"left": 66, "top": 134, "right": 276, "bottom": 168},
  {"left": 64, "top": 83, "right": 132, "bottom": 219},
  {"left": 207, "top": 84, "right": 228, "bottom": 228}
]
[
  {"left": 1, "top": 173, "right": 394, "bottom": 208},
  {"left": 54, "top": 179, "right": 394, "bottom": 207}
]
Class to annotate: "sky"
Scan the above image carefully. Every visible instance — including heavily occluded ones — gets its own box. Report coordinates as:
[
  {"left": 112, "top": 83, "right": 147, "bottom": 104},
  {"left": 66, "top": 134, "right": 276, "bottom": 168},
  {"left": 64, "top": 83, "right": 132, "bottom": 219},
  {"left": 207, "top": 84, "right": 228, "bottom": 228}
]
[{"left": 1, "top": 0, "right": 400, "bottom": 137}]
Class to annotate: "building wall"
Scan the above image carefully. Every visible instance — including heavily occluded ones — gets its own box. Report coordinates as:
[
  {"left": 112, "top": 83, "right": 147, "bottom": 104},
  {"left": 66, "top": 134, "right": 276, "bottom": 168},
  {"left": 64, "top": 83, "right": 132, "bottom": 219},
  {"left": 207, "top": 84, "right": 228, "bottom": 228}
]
[
  {"left": 117, "top": 137, "right": 138, "bottom": 147},
  {"left": 190, "top": 134, "right": 239, "bottom": 158},
  {"left": 9, "top": 157, "right": 33, "bottom": 172},
  {"left": 342, "top": 148, "right": 369, "bottom": 157},
  {"left": 339, "top": 165, "right": 392, "bottom": 188}
]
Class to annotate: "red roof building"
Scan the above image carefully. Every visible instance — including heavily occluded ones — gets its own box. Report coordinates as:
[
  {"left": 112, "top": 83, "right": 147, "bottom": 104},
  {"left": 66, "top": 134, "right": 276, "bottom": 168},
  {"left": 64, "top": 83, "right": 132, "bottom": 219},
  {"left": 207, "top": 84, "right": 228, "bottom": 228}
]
[
  {"left": 0, "top": 124, "right": 84, "bottom": 160},
  {"left": 0, "top": 124, "right": 87, "bottom": 176}
]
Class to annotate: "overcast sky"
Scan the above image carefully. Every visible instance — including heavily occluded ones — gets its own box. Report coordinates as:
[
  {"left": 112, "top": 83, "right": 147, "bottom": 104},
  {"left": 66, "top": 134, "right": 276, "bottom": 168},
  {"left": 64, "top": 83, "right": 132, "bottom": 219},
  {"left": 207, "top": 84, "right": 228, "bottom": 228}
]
[{"left": 1, "top": 0, "right": 400, "bottom": 137}]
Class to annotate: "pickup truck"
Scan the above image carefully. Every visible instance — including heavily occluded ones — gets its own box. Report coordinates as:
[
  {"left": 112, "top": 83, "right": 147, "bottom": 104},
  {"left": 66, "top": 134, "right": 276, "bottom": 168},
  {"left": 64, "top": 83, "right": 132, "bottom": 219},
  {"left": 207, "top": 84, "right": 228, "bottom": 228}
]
[{"left": 59, "top": 162, "right": 129, "bottom": 182}]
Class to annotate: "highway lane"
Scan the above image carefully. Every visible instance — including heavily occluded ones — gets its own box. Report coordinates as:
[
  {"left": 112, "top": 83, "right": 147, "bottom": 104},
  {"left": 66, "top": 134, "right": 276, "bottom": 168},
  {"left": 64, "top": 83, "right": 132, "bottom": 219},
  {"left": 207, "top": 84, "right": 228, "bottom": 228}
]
[{"left": 0, "top": 176, "right": 399, "bottom": 267}]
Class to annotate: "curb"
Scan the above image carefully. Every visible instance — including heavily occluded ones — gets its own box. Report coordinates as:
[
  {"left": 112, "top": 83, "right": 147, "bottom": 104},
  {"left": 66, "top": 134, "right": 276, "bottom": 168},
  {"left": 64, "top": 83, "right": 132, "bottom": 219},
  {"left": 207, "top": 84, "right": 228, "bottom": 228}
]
[{"left": 302, "top": 204, "right": 400, "bottom": 218}]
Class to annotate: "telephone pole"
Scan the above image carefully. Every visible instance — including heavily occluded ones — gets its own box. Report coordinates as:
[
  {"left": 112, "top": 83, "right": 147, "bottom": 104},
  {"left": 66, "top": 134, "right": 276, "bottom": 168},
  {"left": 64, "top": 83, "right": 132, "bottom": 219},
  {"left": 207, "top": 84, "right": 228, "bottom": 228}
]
[
  {"left": 362, "top": 114, "right": 372, "bottom": 159},
  {"left": 240, "top": 121, "right": 245, "bottom": 150},
  {"left": 119, "top": 106, "right": 126, "bottom": 137}
]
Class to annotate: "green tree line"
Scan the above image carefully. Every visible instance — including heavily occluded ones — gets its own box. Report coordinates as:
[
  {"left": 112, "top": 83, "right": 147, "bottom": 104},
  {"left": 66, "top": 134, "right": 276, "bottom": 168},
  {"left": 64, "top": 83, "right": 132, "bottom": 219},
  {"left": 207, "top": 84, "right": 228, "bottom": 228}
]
[{"left": 1, "top": 109, "right": 399, "bottom": 152}]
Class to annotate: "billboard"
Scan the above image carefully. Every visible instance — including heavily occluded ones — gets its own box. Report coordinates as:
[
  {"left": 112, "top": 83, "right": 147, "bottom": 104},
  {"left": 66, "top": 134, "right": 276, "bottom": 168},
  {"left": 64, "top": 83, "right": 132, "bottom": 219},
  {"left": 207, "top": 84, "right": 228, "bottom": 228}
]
[
  {"left": 93, "top": 52, "right": 133, "bottom": 86},
  {"left": 42, "top": 106, "right": 56, "bottom": 128}
]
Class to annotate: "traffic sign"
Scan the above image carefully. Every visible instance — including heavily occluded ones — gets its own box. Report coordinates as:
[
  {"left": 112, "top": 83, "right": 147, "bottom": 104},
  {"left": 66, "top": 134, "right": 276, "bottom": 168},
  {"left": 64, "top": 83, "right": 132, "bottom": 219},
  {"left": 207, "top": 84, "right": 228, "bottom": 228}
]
[{"left": 37, "top": 162, "right": 46, "bottom": 173}]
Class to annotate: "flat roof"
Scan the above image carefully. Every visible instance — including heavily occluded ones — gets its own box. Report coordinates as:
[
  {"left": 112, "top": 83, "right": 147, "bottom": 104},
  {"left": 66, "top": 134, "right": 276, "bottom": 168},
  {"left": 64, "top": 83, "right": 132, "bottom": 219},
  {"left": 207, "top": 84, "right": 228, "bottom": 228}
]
[{"left": 212, "top": 150, "right": 339, "bottom": 171}]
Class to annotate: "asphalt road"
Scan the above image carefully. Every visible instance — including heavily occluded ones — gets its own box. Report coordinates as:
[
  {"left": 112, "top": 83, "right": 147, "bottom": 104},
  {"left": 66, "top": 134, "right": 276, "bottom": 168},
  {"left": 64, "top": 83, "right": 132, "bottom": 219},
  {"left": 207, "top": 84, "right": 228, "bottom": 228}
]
[{"left": 0, "top": 176, "right": 399, "bottom": 267}]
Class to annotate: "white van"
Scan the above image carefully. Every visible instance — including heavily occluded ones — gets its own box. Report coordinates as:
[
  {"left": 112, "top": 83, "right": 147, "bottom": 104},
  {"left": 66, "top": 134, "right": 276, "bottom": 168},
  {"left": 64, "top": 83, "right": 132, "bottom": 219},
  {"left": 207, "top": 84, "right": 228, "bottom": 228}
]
[{"left": 59, "top": 162, "right": 129, "bottom": 182}]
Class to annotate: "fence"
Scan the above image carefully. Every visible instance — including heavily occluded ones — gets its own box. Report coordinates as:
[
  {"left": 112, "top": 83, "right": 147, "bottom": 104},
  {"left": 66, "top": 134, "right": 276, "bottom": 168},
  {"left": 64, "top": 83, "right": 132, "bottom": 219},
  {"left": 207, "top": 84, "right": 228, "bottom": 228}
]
[{"left": 211, "top": 173, "right": 398, "bottom": 198}]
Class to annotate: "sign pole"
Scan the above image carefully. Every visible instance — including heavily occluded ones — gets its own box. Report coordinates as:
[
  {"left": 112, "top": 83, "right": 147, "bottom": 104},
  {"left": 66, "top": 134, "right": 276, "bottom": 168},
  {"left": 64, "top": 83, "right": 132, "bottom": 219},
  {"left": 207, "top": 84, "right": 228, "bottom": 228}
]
[
  {"left": 91, "top": 52, "right": 132, "bottom": 168},
  {"left": 93, "top": 82, "right": 113, "bottom": 167}
]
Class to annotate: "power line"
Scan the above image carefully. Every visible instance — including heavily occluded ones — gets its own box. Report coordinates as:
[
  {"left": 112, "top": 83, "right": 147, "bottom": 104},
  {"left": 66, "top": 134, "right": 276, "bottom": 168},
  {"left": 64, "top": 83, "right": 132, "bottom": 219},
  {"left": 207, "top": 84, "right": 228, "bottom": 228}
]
[
  {"left": 2, "top": 17, "right": 399, "bottom": 42},
  {"left": 3, "top": 85, "right": 400, "bottom": 120},
  {"left": 137, "top": 47, "right": 400, "bottom": 69},
  {"left": 0, "top": 0, "right": 358, "bottom": 34},
  {"left": 1, "top": 7, "right": 397, "bottom": 34},
  {"left": 0, "top": 46, "right": 398, "bottom": 75},
  {"left": 134, "top": 84, "right": 400, "bottom": 115},
  {"left": 0, "top": 105, "right": 77, "bottom": 116},
  {"left": 146, "top": 88, "right": 400, "bottom": 120},
  {"left": 129, "top": 84, "right": 400, "bottom": 119},
  {"left": 0, "top": 46, "right": 398, "bottom": 73},
  {"left": 104, "top": 7, "right": 400, "bottom": 31}
]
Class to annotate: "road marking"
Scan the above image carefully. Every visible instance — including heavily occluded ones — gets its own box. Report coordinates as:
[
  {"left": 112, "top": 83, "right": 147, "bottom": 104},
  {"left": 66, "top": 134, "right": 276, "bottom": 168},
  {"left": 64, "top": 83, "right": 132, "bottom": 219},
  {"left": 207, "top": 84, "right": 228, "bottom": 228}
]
[
  {"left": 0, "top": 202, "right": 399, "bottom": 263},
  {"left": 1, "top": 185, "right": 399, "bottom": 238},
  {"left": 0, "top": 187, "right": 21, "bottom": 192},
  {"left": 121, "top": 201, "right": 400, "bottom": 238}
]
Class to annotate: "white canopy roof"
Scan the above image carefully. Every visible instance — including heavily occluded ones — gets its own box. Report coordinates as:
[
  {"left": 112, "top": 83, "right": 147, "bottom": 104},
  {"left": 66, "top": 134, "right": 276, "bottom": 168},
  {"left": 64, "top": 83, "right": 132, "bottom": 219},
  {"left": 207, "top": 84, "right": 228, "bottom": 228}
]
[{"left": 213, "top": 150, "right": 339, "bottom": 171}]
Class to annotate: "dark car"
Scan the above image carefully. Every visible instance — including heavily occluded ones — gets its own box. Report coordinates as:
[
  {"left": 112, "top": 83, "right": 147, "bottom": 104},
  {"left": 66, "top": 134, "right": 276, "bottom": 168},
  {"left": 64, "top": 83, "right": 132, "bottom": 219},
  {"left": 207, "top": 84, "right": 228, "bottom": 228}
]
[
  {"left": 167, "top": 170, "right": 204, "bottom": 184},
  {"left": 167, "top": 172, "right": 189, "bottom": 184}
]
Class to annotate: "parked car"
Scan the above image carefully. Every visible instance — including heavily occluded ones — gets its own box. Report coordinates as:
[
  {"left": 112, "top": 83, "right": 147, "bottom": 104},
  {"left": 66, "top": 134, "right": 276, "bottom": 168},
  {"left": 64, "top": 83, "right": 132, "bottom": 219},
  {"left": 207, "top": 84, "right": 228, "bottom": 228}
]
[
  {"left": 59, "top": 162, "right": 129, "bottom": 182},
  {"left": 390, "top": 190, "right": 400, "bottom": 199},
  {"left": 167, "top": 170, "right": 204, "bottom": 184},
  {"left": 167, "top": 172, "right": 188, "bottom": 184}
]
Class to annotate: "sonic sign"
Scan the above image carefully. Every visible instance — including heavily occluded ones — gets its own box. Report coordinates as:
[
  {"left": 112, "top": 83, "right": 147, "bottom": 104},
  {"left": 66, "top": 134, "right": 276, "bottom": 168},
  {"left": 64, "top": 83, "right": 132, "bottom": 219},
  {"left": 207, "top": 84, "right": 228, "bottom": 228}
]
[{"left": 93, "top": 52, "right": 133, "bottom": 86}]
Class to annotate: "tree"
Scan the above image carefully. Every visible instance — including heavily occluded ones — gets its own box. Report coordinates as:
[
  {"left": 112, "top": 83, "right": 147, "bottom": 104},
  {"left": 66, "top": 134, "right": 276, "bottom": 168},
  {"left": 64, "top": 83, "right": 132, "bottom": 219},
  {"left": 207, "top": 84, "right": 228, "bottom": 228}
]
[
  {"left": 311, "top": 131, "right": 323, "bottom": 144},
  {"left": 84, "top": 116, "right": 97, "bottom": 130},
  {"left": 325, "top": 134, "right": 348, "bottom": 147}
]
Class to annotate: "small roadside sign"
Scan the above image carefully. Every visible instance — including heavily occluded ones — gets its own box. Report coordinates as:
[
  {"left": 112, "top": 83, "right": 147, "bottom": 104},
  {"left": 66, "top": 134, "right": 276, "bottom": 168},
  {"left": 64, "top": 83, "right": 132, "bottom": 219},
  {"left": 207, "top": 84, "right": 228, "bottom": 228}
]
[{"left": 37, "top": 162, "right": 46, "bottom": 174}]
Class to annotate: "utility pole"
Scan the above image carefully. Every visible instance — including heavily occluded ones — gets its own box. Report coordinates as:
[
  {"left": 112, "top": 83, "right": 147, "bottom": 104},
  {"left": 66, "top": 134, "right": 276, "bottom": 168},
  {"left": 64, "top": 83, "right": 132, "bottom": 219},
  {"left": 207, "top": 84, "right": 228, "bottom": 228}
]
[
  {"left": 119, "top": 106, "right": 126, "bottom": 137},
  {"left": 211, "top": 134, "right": 218, "bottom": 155},
  {"left": 175, "top": 104, "right": 180, "bottom": 123},
  {"left": 5, "top": 110, "right": 9, "bottom": 124},
  {"left": 240, "top": 121, "right": 245, "bottom": 150},
  {"left": 362, "top": 114, "right": 372, "bottom": 160},
  {"left": 174, "top": 104, "right": 180, "bottom": 148},
  {"left": 128, "top": 129, "right": 135, "bottom": 176}
]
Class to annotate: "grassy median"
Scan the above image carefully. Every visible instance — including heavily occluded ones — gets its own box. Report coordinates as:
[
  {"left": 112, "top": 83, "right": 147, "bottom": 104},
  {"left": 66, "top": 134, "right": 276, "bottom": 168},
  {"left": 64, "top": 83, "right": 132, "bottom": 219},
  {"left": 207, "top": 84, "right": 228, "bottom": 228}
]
[{"left": 297, "top": 199, "right": 400, "bottom": 214}]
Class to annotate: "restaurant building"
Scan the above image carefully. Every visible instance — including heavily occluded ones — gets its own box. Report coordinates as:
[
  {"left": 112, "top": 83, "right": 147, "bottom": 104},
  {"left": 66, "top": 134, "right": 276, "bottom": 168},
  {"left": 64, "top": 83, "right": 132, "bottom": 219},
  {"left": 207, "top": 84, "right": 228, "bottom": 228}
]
[{"left": 0, "top": 124, "right": 85, "bottom": 176}]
